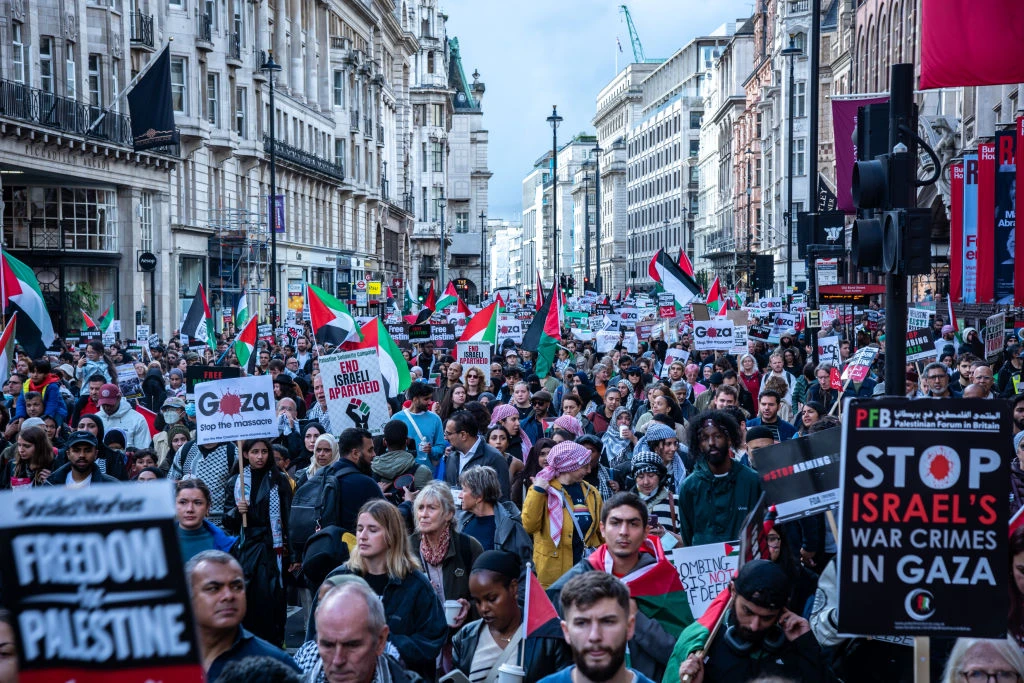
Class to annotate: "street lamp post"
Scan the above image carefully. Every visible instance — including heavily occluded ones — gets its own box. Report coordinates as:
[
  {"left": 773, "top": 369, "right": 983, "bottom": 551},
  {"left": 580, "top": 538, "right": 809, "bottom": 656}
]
[
  {"left": 261, "top": 52, "right": 283, "bottom": 326},
  {"left": 592, "top": 144, "right": 602, "bottom": 292},
  {"left": 547, "top": 105, "right": 563, "bottom": 282},
  {"left": 437, "top": 192, "right": 447, "bottom": 287},
  {"left": 745, "top": 147, "right": 753, "bottom": 297},
  {"left": 478, "top": 210, "right": 487, "bottom": 302},
  {"left": 582, "top": 166, "right": 591, "bottom": 287},
  {"left": 782, "top": 38, "right": 803, "bottom": 293}
]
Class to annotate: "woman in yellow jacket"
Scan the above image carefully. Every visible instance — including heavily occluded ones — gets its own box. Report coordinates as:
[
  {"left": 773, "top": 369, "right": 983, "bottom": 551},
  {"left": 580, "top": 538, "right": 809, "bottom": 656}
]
[{"left": 521, "top": 441, "right": 603, "bottom": 587}]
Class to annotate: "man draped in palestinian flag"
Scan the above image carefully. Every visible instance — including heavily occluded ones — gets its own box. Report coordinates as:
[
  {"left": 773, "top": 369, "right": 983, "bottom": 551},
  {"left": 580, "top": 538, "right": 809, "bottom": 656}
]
[{"left": 547, "top": 493, "right": 691, "bottom": 682}]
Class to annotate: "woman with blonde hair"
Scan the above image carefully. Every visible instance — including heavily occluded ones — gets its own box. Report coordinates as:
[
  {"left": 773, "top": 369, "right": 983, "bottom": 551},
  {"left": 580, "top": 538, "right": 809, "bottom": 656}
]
[
  {"left": 294, "top": 433, "right": 338, "bottom": 488},
  {"left": 464, "top": 366, "right": 487, "bottom": 402},
  {"left": 328, "top": 499, "right": 447, "bottom": 680},
  {"left": 940, "top": 637, "right": 1024, "bottom": 683}
]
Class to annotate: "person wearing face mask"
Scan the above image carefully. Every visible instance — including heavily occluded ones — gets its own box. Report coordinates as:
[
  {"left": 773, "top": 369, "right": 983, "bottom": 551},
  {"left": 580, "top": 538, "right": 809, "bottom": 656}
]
[
  {"left": 678, "top": 410, "right": 762, "bottom": 547},
  {"left": 153, "top": 396, "right": 195, "bottom": 463}
]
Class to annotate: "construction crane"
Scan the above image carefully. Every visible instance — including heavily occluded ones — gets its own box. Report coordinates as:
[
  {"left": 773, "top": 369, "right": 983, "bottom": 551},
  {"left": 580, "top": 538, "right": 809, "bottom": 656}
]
[{"left": 619, "top": 4, "right": 660, "bottom": 64}]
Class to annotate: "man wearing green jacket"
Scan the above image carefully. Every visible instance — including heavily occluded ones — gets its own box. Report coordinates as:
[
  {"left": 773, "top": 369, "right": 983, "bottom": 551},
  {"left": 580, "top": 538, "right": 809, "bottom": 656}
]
[{"left": 678, "top": 410, "right": 762, "bottom": 546}]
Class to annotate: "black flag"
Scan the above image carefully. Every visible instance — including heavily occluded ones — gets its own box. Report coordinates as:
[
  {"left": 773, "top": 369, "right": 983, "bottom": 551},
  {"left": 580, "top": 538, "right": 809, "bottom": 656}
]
[{"left": 127, "top": 47, "right": 179, "bottom": 151}]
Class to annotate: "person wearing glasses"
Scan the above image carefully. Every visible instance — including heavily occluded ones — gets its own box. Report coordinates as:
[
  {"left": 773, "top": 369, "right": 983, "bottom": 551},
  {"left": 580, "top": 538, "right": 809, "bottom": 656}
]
[
  {"left": 441, "top": 411, "right": 511, "bottom": 502},
  {"left": 520, "top": 390, "right": 554, "bottom": 445},
  {"left": 968, "top": 363, "right": 997, "bottom": 399},
  {"left": 939, "top": 637, "right": 1024, "bottom": 683},
  {"left": 922, "top": 361, "right": 961, "bottom": 398}
]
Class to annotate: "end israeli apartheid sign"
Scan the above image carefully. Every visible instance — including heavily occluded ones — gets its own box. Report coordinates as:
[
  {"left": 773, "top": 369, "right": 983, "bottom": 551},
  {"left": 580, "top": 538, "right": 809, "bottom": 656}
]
[
  {"left": 456, "top": 342, "right": 491, "bottom": 381},
  {"left": 0, "top": 483, "right": 205, "bottom": 682},
  {"left": 320, "top": 348, "right": 390, "bottom": 436},
  {"left": 195, "top": 374, "right": 277, "bottom": 445},
  {"left": 837, "top": 398, "right": 1010, "bottom": 637}
]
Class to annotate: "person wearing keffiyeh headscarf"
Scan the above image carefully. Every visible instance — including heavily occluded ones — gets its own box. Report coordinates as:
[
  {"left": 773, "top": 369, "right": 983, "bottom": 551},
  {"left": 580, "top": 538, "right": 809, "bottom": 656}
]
[
  {"left": 602, "top": 406, "right": 638, "bottom": 470},
  {"left": 521, "top": 441, "right": 603, "bottom": 587},
  {"left": 490, "top": 403, "right": 532, "bottom": 462}
]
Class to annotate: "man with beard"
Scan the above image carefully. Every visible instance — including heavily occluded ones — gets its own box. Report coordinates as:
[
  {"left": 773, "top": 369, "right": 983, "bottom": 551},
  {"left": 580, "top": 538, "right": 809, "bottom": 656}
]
[
  {"left": 331, "top": 428, "right": 384, "bottom": 532},
  {"left": 540, "top": 571, "right": 658, "bottom": 683},
  {"left": 305, "top": 373, "right": 332, "bottom": 433},
  {"left": 678, "top": 411, "right": 762, "bottom": 546},
  {"left": 1014, "top": 393, "right": 1024, "bottom": 436},
  {"left": 671, "top": 560, "right": 832, "bottom": 682},
  {"left": 45, "top": 431, "right": 118, "bottom": 486},
  {"left": 547, "top": 492, "right": 677, "bottom": 682}
]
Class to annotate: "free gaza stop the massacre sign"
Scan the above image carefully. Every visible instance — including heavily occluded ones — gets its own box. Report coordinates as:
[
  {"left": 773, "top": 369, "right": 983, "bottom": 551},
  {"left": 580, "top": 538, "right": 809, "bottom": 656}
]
[
  {"left": 0, "top": 483, "right": 205, "bottom": 682},
  {"left": 320, "top": 348, "right": 390, "bottom": 436},
  {"left": 194, "top": 374, "right": 277, "bottom": 445},
  {"left": 837, "top": 398, "right": 1010, "bottom": 637}
]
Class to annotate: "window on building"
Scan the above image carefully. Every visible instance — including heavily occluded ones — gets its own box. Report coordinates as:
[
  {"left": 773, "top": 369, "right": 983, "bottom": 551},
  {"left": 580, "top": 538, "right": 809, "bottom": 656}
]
[
  {"left": 755, "top": 158, "right": 762, "bottom": 186},
  {"left": 204, "top": 0, "right": 217, "bottom": 29},
  {"left": 689, "top": 111, "right": 702, "bottom": 129},
  {"left": 235, "top": 87, "right": 247, "bottom": 137},
  {"left": 39, "top": 38, "right": 54, "bottom": 93},
  {"left": 422, "top": 187, "right": 428, "bottom": 220},
  {"left": 88, "top": 55, "right": 103, "bottom": 107},
  {"left": 689, "top": 140, "right": 699, "bottom": 157},
  {"left": 794, "top": 139, "right": 805, "bottom": 175},
  {"left": 169, "top": 0, "right": 184, "bottom": 8},
  {"left": 111, "top": 59, "right": 119, "bottom": 112},
  {"left": 455, "top": 211, "right": 469, "bottom": 233},
  {"left": 333, "top": 70, "right": 344, "bottom": 106},
  {"left": 206, "top": 73, "right": 219, "bottom": 126},
  {"left": 431, "top": 142, "right": 443, "bottom": 172},
  {"left": 233, "top": 8, "right": 243, "bottom": 45},
  {"left": 335, "top": 138, "right": 345, "bottom": 165},
  {"left": 756, "top": 112, "right": 763, "bottom": 137},
  {"left": 793, "top": 32, "right": 807, "bottom": 52},
  {"left": 431, "top": 104, "right": 444, "bottom": 127},
  {"left": 170, "top": 57, "right": 187, "bottom": 113},
  {"left": 431, "top": 188, "right": 443, "bottom": 221},
  {"left": 427, "top": 51, "right": 434, "bottom": 74},
  {"left": 12, "top": 24, "right": 25, "bottom": 84},
  {"left": 66, "top": 54, "right": 76, "bottom": 98},
  {"left": 139, "top": 192, "right": 154, "bottom": 253},
  {"left": 795, "top": 82, "right": 806, "bottom": 117}
]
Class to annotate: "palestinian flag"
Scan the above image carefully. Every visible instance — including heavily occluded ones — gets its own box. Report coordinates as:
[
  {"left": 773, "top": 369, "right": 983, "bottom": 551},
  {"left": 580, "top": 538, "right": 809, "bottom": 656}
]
[
  {"left": 615, "top": 291, "right": 622, "bottom": 303},
  {"left": 1, "top": 251, "right": 55, "bottom": 358},
  {"left": 460, "top": 300, "right": 499, "bottom": 345},
  {"left": 435, "top": 281, "right": 468, "bottom": 315},
  {"left": 357, "top": 318, "right": 411, "bottom": 398},
  {"left": 423, "top": 280, "right": 437, "bottom": 312},
  {"left": 625, "top": 286, "right": 632, "bottom": 299},
  {"left": 706, "top": 276, "right": 723, "bottom": 313},
  {"left": 0, "top": 313, "right": 17, "bottom": 387},
  {"left": 495, "top": 292, "right": 506, "bottom": 311},
  {"left": 535, "top": 270, "right": 545, "bottom": 311},
  {"left": 664, "top": 586, "right": 732, "bottom": 671},
  {"left": 403, "top": 287, "right": 415, "bottom": 315},
  {"left": 522, "top": 282, "right": 560, "bottom": 379},
  {"left": 524, "top": 564, "right": 561, "bottom": 639},
  {"left": 587, "top": 538, "right": 693, "bottom": 638},
  {"left": 946, "top": 297, "right": 961, "bottom": 344},
  {"left": 307, "top": 283, "right": 362, "bottom": 346},
  {"left": 385, "top": 286, "right": 398, "bottom": 314},
  {"left": 81, "top": 310, "right": 99, "bottom": 331},
  {"left": 678, "top": 248, "right": 695, "bottom": 278},
  {"left": 235, "top": 291, "right": 249, "bottom": 330},
  {"left": 181, "top": 283, "right": 216, "bottom": 353},
  {"left": 648, "top": 249, "right": 701, "bottom": 307},
  {"left": 135, "top": 403, "right": 160, "bottom": 437},
  {"left": 234, "top": 314, "right": 258, "bottom": 373}
]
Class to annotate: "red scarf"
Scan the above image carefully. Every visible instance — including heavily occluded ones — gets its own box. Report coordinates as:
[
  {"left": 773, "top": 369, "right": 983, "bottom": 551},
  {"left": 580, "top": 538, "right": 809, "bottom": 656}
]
[{"left": 420, "top": 526, "right": 451, "bottom": 566}]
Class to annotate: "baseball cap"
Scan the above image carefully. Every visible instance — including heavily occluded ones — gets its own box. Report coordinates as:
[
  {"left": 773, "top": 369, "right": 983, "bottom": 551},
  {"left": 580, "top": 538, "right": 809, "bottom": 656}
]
[
  {"left": 163, "top": 396, "right": 187, "bottom": 410},
  {"left": 57, "top": 364, "right": 75, "bottom": 379},
  {"left": 733, "top": 559, "right": 790, "bottom": 610},
  {"left": 97, "top": 383, "right": 121, "bottom": 406},
  {"left": 66, "top": 430, "right": 98, "bottom": 448}
]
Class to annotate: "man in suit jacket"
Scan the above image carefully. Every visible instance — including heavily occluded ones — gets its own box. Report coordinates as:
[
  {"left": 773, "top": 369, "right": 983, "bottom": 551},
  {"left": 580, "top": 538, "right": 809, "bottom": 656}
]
[{"left": 442, "top": 411, "right": 510, "bottom": 501}]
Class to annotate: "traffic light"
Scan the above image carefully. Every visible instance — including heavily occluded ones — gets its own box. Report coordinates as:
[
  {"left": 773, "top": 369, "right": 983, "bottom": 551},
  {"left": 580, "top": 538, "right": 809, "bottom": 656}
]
[
  {"left": 567, "top": 275, "right": 575, "bottom": 295},
  {"left": 417, "top": 282, "right": 426, "bottom": 302},
  {"left": 583, "top": 276, "right": 590, "bottom": 292}
]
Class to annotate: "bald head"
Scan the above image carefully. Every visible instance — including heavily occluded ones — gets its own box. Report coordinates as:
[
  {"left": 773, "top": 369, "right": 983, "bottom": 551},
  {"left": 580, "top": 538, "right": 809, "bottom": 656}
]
[{"left": 962, "top": 383, "right": 987, "bottom": 399}]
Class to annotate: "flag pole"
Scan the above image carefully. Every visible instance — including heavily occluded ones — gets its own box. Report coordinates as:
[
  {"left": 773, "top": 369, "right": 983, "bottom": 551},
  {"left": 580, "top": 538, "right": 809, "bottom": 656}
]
[
  {"left": 681, "top": 594, "right": 735, "bottom": 683},
  {"left": 86, "top": 39, "right": 173, "bottom": 134}
]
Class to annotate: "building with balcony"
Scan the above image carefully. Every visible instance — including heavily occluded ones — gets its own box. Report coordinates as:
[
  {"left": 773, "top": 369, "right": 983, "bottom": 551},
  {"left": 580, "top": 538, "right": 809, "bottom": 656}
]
[
  {"left": 0, "top": 0, "right": 176, "bottom": 339},
  {"left": 571, "top": 161, "right": 597, "bottom": 291},
  {"left": 488, "top": 218, "right": 521, "bottom": 293}
]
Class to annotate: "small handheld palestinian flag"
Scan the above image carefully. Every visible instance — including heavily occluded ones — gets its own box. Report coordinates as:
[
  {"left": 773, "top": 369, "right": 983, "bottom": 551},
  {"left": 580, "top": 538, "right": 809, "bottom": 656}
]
[
  {"left": 355, "top": 318, "right": 411, "bottom": 398},
  {"left": 307, "top": 283, "right": 362, "bottom": 346},
  {"left": 234, "top": 314, "right": 258, "bottom": 374},
  {"left": 460, "top": 300, "right": 498, "bottom": 345},
  {"left": 181, "top": 283, "right": 216, "bottom": 353}
]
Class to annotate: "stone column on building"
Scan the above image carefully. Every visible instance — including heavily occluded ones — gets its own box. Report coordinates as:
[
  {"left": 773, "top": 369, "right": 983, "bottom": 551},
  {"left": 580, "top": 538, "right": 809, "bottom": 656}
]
[
  {"left": 289, "top": 0, "right": 303, "bottom": 101},
  {"left": 273, "top": 0, "right": 288, "bottom": 89},
  {"left": 317, "top": 1, "right": 330, "bottom": 112},
  {"left": 304, "top": 0, "right": 317, "bottom": 110}
]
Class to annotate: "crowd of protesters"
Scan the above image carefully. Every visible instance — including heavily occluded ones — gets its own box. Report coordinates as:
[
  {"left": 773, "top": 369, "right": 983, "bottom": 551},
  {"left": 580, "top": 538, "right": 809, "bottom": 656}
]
[{"left": 0, "top": 305, "right": 1022, "bottom": 683}]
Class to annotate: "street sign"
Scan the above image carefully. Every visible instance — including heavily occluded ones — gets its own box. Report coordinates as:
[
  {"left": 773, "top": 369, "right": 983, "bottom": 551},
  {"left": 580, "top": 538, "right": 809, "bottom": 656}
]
[
  {"left": 355, "top": 280, "right": 367, "bottom": 292},
  {"left": 806, "top": 309, "right": 822, "bottom": 329},
  {"left": 137, "top": 252, "right": 157, "bottom": 272},
  {"left": 392, "top": 278, "right": 403, "bottom": 289},
  {"left": 367, "top": 281, "right": 382, "bottom": 296}
]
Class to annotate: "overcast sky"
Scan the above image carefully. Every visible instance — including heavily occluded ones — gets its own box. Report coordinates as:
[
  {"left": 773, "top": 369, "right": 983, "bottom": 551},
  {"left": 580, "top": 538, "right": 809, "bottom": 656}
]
[{"left": 443, "top": 0, "right": 754, "bottom": 220}]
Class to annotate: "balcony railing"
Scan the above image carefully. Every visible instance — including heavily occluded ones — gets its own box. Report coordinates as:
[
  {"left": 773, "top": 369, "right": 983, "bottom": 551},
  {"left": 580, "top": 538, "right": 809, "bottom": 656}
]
[
  {"left": 350, "top": 110, "right": 359, "bottom": 130},
  {"left": 377, "top": 123, "right": 384, "bottom": 140},
  {"left": 130, "top": 12, "right": 155, "bottom": 49},
  {"left": 330, "top": 36, "right": 344, "bottom": 49},
  {"left": 401, "top": 192, "right": 415, "bottom": 214},
  {"left": 789, "top": 0, "right": 810, "bottom": 11},
  {"left": 0, "top": 79, "right": 133, "bottom": 147},
  {"left": 228, "top": 33, "right": 242, "bottom": 61},
  {"left": 263, "top": 134, "right": 344, "bottom": 182},
  {"left": 197, "top": 14, "right": 212, "bottom": 43}
]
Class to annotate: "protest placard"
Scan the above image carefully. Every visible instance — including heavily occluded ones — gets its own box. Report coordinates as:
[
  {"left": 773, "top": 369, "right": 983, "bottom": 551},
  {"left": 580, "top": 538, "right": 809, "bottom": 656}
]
[
  {"left": 387, "top": 323, "right": 410, "bottom": 348},
  {"left": 102, "top": 331, "right": 116, "bottom": 346},
  {"left": 818, "top": 335, "right": 841, "bottom": 367},
  {"left": 184, "top": 365, "right": 241, "bottom": 400},
  {"left": 430, "top": 322, "right": 457, "bottom": 351},
  {"left": 194, "top": 374, "right": 277, "bottom": 445},
  {"left": 754, "top": 429, "right": 841, "bottom": 522},
  {"left": 730, "top": 325, "right": 749, "bottom": 355},
  {"left": 747, "top": 323, "right": 772, "bottom": 342},
  {"left": 0, "top": 483, "right": 205, "bottom": 681},
  {"left": 595, "top": 331, "right": 619, "bottom": 353},
  {"left": 498, "top": 314, "right": 524, "bottom": 345},
  {"left": 257, "top": 323, "right": 274, "bottom": 343},
  {"left": 768, "top": 313, "right": 799, "bottom": 343},
  {"left": 841, "top": 346, "right": 879, "bottom": 383},
  {"left": 621, "top": 332, "right": 639, "bottom": 354},
  {"left": 905, "top": 329, "right": 936, "bottom": 363},
  {"left": 658, "top": 293, "right": 677, "bottom": 318},
  {"left": 409, "top": 324, "right": 432, "bottom": 345},
  {"left": 837, "top": 398, "right": 1010, "bottom": 637},
  {"left": 115, "top": 363, "right": 143, "bottom": 399},
  {"left": 456, "top": 342, "right": 491, "bottom": 380},
  {"left": 661, "top": 348, "right": 691, "bottom": 378},
  {"left": 984, "top": 312, "right": 1005, "bottom": 362},
  {"left": 618, "top": 307, "right": 639, "bottom": 330},
  {"left": 136, "top": 324, "right": 150, "bottom": 341},
  {"left": 692, "top": 319, "right": 736, "bottom": 351},
  {"left": 907, "top": 308, "right": 933, "bottom": 330},
  {"left": 320, "top": 348, "right": 390, "bottom": 435},
  {"left": 668, "top": 541, "right": 740, "bottom": 619}
]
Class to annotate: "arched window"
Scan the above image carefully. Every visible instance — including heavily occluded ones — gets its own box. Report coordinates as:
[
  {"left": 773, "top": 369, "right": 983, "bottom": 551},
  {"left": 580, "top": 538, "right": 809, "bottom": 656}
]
[
  {"left": 880, "top": 8, "right": 889, "bottom": 90},
  {"left": 427, "top": 51, "right": 434, "bottom": 74},
  {"left": 892, "top": 1, "right": 902, "bottom": 63},
  {"left": 868, "top": 24, "right": 877, "bottom": 92}
]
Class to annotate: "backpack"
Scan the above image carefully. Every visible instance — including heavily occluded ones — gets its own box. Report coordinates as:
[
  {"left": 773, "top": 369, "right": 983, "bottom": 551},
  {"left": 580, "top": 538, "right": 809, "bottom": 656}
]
[
  {"left": 301, "top": 525, "right": 357, "bottom": 588},
  {"left": 288, "top": 462, "right": 356, "bottom": 551}
]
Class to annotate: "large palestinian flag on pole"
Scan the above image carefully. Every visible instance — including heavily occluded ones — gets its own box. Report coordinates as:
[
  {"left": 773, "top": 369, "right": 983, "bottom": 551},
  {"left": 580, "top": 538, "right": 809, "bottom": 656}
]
[
  {"left": 356, "top": 317, "right": 411, "bottom": 398},
  {"left": 1, "top": 250, "right": 55, "bottom": 358},
  {"left": 0, "top": 313, "right": 17, "bottom": 387},
  {"left": 235, "top": 291, "right": 249, "bottom": 330},
  {"left": 522, "top": 283, "right": 560, "bottom": 378},
  {"left": 181, "top": 283, "right": 216, "bottom": 353},
  {"left": 307, "top": 283, "right": 362, "bottom": 346},
  {"left": 435, "top": 281, "right": 471, "bottom": 316},
  {"left": 648, "top": 249, "right": 701, "bottom": 307},
  {"left": 459, "top": 300, "right": 498, "bottom": 345},
  {"left": 234, "top": 314, "right": 258, "bottom": 373}
]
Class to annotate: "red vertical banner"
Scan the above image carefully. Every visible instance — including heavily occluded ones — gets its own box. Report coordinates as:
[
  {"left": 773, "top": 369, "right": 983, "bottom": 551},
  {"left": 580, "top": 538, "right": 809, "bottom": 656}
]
[
  {"left": 994, "top": 130, "right": 1016, "bottom": 304},
  {"left": 949, "top": 162, "right": 964, "bottom": 303},
  {"left": 1016, "top": 116, "right": 1024, "bottom": 306},
  {"left": 976, "top": 141, "right": 996, "bottom": 303}
]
